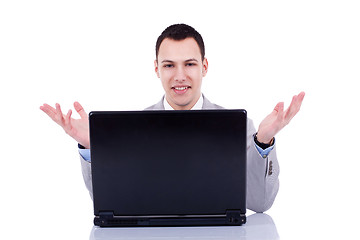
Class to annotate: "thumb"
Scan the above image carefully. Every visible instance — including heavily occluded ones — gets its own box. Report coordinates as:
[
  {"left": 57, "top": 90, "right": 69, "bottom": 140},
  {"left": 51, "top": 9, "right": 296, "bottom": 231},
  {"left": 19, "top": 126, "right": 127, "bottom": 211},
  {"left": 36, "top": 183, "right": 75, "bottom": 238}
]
[
  {"left": 274, "top": 102, "right": 284, "bottom": 121},
  {"left": 74, "top": 101, "right": 88, "bottom": 119},
  {"left": 274, "top": 102, "right": 284, "bottom": 113}
]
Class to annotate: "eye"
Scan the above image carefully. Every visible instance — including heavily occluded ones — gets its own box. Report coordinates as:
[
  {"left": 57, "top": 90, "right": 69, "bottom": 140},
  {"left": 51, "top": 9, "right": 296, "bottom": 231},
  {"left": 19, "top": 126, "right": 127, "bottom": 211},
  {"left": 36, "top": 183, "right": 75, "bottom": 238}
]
[
  {"left": 186, "top": 62, "right": 196, "bottom": 66},
  {"left": 163, "top": 64, "right": 174, "bottom": 68}
]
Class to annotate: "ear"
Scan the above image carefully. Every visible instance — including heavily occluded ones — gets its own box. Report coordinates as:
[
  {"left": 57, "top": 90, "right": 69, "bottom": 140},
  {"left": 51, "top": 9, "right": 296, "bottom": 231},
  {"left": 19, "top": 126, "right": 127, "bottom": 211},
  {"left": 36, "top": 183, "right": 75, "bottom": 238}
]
[
  {"left": 154, "top": 60, "right": 160, "bottom": 78},
  {"left": 202, "top": 58, "right": 208, "bottom": 77}
]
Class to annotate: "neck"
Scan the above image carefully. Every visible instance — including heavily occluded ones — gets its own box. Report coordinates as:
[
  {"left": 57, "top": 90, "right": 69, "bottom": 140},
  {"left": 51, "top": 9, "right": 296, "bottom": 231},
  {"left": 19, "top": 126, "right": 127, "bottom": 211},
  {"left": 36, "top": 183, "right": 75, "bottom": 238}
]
[{"left": 165, "top": 94, "right": 202, "bottom": 110}]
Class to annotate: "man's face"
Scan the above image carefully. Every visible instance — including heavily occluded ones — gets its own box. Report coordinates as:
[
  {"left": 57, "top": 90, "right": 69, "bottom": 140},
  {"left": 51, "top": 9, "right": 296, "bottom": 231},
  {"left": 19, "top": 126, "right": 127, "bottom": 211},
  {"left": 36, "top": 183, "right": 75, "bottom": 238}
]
[{"left": 155, "top": 38, "right": 208, "bottom": 110}]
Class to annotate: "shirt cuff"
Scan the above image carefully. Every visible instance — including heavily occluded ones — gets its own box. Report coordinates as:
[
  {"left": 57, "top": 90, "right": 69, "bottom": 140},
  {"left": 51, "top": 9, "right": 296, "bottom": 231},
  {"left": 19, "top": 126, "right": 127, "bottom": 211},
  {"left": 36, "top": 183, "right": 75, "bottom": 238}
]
[
  {"left": 254, "top": 138, "right": 275, "bottom": 158},
  {"left": 78, "top": 144, "right": 91, "bottom": 162}
]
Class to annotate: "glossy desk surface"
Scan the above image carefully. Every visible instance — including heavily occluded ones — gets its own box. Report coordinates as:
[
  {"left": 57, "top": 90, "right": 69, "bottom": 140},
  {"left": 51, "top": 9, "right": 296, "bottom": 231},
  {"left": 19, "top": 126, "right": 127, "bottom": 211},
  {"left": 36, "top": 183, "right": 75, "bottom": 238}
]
[{"left": 89, "top": 213, "right": 279, "bottom": 240}]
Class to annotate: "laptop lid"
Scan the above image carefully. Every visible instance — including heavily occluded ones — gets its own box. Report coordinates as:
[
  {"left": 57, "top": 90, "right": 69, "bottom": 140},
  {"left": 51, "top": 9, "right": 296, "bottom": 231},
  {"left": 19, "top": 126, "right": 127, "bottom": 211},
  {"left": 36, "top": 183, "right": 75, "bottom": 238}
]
[{"left": 89, "top": 109, "right": 247, "bottom": 227}]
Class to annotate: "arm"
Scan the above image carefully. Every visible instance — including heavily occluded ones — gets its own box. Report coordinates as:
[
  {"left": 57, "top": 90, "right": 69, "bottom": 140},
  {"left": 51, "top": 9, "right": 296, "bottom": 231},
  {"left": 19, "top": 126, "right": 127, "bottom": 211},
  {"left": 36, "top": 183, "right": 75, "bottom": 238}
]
[
  {"left": 80, "top": 152, "right": 93, "bottom": 200},
  {"left": 40, "top": 102, "right": 93, "bottom": 197},
  {"left": 246, "top": 119, "right": 279, "bottom": 213},
  {"left": 247, "top": 91, "right": 305, "bottom": 212},
  {"left": 78, "top": 144, "right": 93, "bottom": 198}
]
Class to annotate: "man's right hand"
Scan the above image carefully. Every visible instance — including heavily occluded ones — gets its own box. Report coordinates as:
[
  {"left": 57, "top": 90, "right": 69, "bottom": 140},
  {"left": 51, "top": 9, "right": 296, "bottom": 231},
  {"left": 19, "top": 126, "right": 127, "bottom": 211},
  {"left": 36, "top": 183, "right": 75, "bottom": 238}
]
[{"left": 40, "top": 102, "right": 90, "bottom": 149}]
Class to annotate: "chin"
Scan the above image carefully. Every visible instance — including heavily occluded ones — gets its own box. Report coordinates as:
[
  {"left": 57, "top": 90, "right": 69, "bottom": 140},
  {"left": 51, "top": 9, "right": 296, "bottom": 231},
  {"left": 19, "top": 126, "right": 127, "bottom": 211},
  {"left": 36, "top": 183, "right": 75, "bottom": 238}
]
[
  {"left": 173, "top": 99, "right": 189, "bottom": 106},
  {"left": 172, "top": 99, "right": 193, "bottom": 109}
]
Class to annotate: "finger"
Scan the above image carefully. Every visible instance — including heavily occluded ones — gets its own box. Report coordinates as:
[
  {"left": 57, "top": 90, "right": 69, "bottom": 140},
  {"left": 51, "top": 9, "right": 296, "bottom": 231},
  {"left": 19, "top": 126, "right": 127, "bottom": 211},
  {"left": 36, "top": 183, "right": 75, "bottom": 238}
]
[
  {"left": 290, "top": 92, "right": 304, "bottom": 107},
  {"left": 291, "top": 92, "right": 305, "bottom": 112},
  {"left": 55, "top": 103, "right": 65, "bottom": 126},
  {"left": 298, "top": 91, "right": 306, "bottom": 101},
  {"left": 275, "top": 102, "right": 284, "bottom": 121},
  {"left": 40, "top": 104, "right": 58, "bottom": 122},
  {"left": 272, "top": 102, "right": 284, "bottom": 125},
  {"left": 284, "top": 95, "right": 297, "bottom": 120},
  {"left": 74, "top": 101, "right": 87, "bottom": 119},
  {"left": 294, "top": 91, "right": 305, "bottom": 110},
  {"left": 274, "top": 102, "right": 284, "bottom": 115},
  {"left": 41, "top": 104, "right": 56, "bottom": 115},
  {"left": 285, "top": 92, "right": 305, "bottom": 122},
  {"left": 64, "top": 109, "right": 72, "bottom": 127},
  {"left": 274, "top": 102, "right": 284, "bottom": 111}
]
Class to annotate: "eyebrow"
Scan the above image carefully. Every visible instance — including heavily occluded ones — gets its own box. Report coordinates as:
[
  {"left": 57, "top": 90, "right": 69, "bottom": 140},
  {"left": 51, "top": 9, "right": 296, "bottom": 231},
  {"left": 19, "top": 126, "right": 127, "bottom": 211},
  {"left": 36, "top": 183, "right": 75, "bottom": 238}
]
[
  {"left": 185, "top": 58, "right": 198, "bottom": 62},
  {"left": 161, "top": 58, "right": 199, "bottom": 63}
]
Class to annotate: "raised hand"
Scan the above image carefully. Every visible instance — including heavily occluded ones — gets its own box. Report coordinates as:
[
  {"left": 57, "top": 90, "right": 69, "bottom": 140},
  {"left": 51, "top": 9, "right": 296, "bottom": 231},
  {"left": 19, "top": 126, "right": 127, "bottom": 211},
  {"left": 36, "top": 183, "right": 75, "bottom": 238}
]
[
  {"left": 40, "top": 102, "right": 90, "bottom": 149},
  {"left": 257, "top": 92, "right": 305, "bottom": 144}
]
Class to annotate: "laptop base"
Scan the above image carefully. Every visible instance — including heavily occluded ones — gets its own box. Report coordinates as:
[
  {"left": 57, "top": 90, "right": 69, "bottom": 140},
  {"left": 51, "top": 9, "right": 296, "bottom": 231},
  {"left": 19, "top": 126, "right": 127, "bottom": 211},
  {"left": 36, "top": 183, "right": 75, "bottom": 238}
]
[{"left": 94, "top": 210, "right": 246, "bottom": 227}]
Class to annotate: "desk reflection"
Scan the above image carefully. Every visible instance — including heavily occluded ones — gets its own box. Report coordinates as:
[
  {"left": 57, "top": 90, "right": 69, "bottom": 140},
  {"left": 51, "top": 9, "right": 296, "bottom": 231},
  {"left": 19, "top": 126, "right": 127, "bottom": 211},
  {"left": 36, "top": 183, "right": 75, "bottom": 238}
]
[{"left": 89, "top": 213, "right": 279, "bottom": 240}]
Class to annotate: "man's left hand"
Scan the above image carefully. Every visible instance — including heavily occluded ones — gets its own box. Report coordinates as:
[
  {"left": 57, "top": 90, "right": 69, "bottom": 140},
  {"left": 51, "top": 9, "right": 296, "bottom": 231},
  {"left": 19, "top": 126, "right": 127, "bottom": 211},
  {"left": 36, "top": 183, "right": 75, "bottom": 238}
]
[{"left": 256, "top": 91, "right": 306, "bottom": 144}]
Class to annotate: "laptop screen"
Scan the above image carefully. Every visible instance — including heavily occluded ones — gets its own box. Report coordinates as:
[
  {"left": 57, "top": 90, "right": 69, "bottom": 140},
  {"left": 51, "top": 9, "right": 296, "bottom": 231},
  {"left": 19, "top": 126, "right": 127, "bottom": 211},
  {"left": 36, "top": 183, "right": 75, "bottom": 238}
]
[{"left": 90, "top": 110, "right": 247, "bottom": 218}]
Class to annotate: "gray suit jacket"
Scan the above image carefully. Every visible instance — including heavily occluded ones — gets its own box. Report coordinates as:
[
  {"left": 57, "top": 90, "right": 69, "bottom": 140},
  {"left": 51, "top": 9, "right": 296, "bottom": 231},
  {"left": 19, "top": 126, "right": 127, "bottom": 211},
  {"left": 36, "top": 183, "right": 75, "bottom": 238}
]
[{"left": 80, "top": 95, "right": 279, "bottom": 213}]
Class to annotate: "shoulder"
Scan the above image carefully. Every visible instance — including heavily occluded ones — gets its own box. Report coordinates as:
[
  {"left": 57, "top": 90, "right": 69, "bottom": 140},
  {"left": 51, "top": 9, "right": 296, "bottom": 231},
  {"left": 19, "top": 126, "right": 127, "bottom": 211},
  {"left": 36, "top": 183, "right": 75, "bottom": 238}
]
[
  {"left": 145, "top": 97, "right": 165, "bottom": 110},
  {"left": 202, "top": 95, "right": 255, "bottom": 130},
  {"left": 202, "top": 95, "right": 224, "bottom": 109}
]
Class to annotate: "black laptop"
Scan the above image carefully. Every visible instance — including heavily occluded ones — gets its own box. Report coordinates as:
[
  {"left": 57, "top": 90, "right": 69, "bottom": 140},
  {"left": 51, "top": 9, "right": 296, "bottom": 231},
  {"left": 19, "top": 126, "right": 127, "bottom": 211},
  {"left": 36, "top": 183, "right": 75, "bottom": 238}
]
[{"left": 89, "top": 109, "right": 247, "bottom": 227}]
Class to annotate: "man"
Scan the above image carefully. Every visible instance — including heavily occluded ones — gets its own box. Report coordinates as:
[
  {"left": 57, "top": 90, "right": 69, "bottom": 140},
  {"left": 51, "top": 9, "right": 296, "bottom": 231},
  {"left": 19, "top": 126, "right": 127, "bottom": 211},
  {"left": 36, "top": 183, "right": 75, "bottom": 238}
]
[{"left": 40, "top": 24, "right": 305, "bottom": 213}]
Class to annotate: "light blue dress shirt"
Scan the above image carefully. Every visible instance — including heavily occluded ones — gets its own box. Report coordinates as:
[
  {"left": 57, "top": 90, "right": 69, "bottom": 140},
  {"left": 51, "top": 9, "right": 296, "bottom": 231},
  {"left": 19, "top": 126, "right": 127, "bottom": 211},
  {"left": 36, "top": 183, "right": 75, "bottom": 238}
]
[{"left": 79, "top": 148, "right": 91, "bottom": 161}]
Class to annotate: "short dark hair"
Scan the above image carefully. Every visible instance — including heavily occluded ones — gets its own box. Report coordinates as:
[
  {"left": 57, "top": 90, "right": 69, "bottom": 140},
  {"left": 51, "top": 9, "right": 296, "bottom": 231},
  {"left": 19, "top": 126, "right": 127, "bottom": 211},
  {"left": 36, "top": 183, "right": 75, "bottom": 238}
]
[{"left": 155, "top": 24, "right": 205, "bottom": 61}]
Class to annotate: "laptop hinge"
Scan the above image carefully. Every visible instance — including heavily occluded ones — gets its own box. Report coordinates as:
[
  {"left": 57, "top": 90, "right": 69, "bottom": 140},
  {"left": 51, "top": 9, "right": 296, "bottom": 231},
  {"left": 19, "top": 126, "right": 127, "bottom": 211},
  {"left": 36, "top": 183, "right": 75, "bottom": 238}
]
[
  {"left": 95, "top": 211, "right": 144, "bottom": 227},
  {"left": 94, "top": 211, "right": 115, "bottom": 226},
  {"left": 226, "top": 210, "right": 246, "bottom": 225}
]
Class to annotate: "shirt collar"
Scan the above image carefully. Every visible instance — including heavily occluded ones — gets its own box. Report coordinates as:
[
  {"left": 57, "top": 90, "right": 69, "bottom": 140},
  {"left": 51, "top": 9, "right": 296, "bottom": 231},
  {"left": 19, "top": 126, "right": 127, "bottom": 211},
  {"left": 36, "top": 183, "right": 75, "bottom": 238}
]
[{"left": 163, "top": 94, "right": 203, "bottom": 110}]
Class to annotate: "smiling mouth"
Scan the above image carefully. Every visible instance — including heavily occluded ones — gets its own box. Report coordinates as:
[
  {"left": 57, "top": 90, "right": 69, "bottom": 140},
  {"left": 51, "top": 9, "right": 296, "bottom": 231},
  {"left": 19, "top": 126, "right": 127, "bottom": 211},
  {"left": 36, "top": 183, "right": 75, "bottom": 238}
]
[
  {"left": 173, "top": 86, "right": 188, "bottom": 90},
  {"left": 172, "top": 86, "right": 190, "bottom": 94}
]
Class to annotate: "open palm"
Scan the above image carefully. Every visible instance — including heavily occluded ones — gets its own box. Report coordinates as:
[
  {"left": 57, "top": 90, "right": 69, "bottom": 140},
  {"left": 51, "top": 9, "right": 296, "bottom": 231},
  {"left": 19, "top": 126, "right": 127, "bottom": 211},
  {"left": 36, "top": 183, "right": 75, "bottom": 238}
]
[
  {"left": 40, "top": 102, "right": 90, "bottom": 148},
  {"left": 257, "top": 92, "right": 305, "bottom": 144}
]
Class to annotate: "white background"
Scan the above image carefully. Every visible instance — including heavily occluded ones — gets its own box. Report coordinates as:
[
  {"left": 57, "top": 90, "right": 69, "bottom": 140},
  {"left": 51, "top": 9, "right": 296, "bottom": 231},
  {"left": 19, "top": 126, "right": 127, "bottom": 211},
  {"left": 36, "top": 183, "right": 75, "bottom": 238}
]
[{"left": 1, "top": 0, "right": 359, "bottom": 239}]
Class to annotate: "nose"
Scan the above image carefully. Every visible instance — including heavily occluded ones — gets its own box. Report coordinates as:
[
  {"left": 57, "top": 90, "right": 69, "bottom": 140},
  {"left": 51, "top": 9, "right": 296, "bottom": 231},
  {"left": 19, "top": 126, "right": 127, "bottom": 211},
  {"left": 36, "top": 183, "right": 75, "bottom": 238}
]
[{"left": 174, "top": 66, "right": 186, "bottom": 82}]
